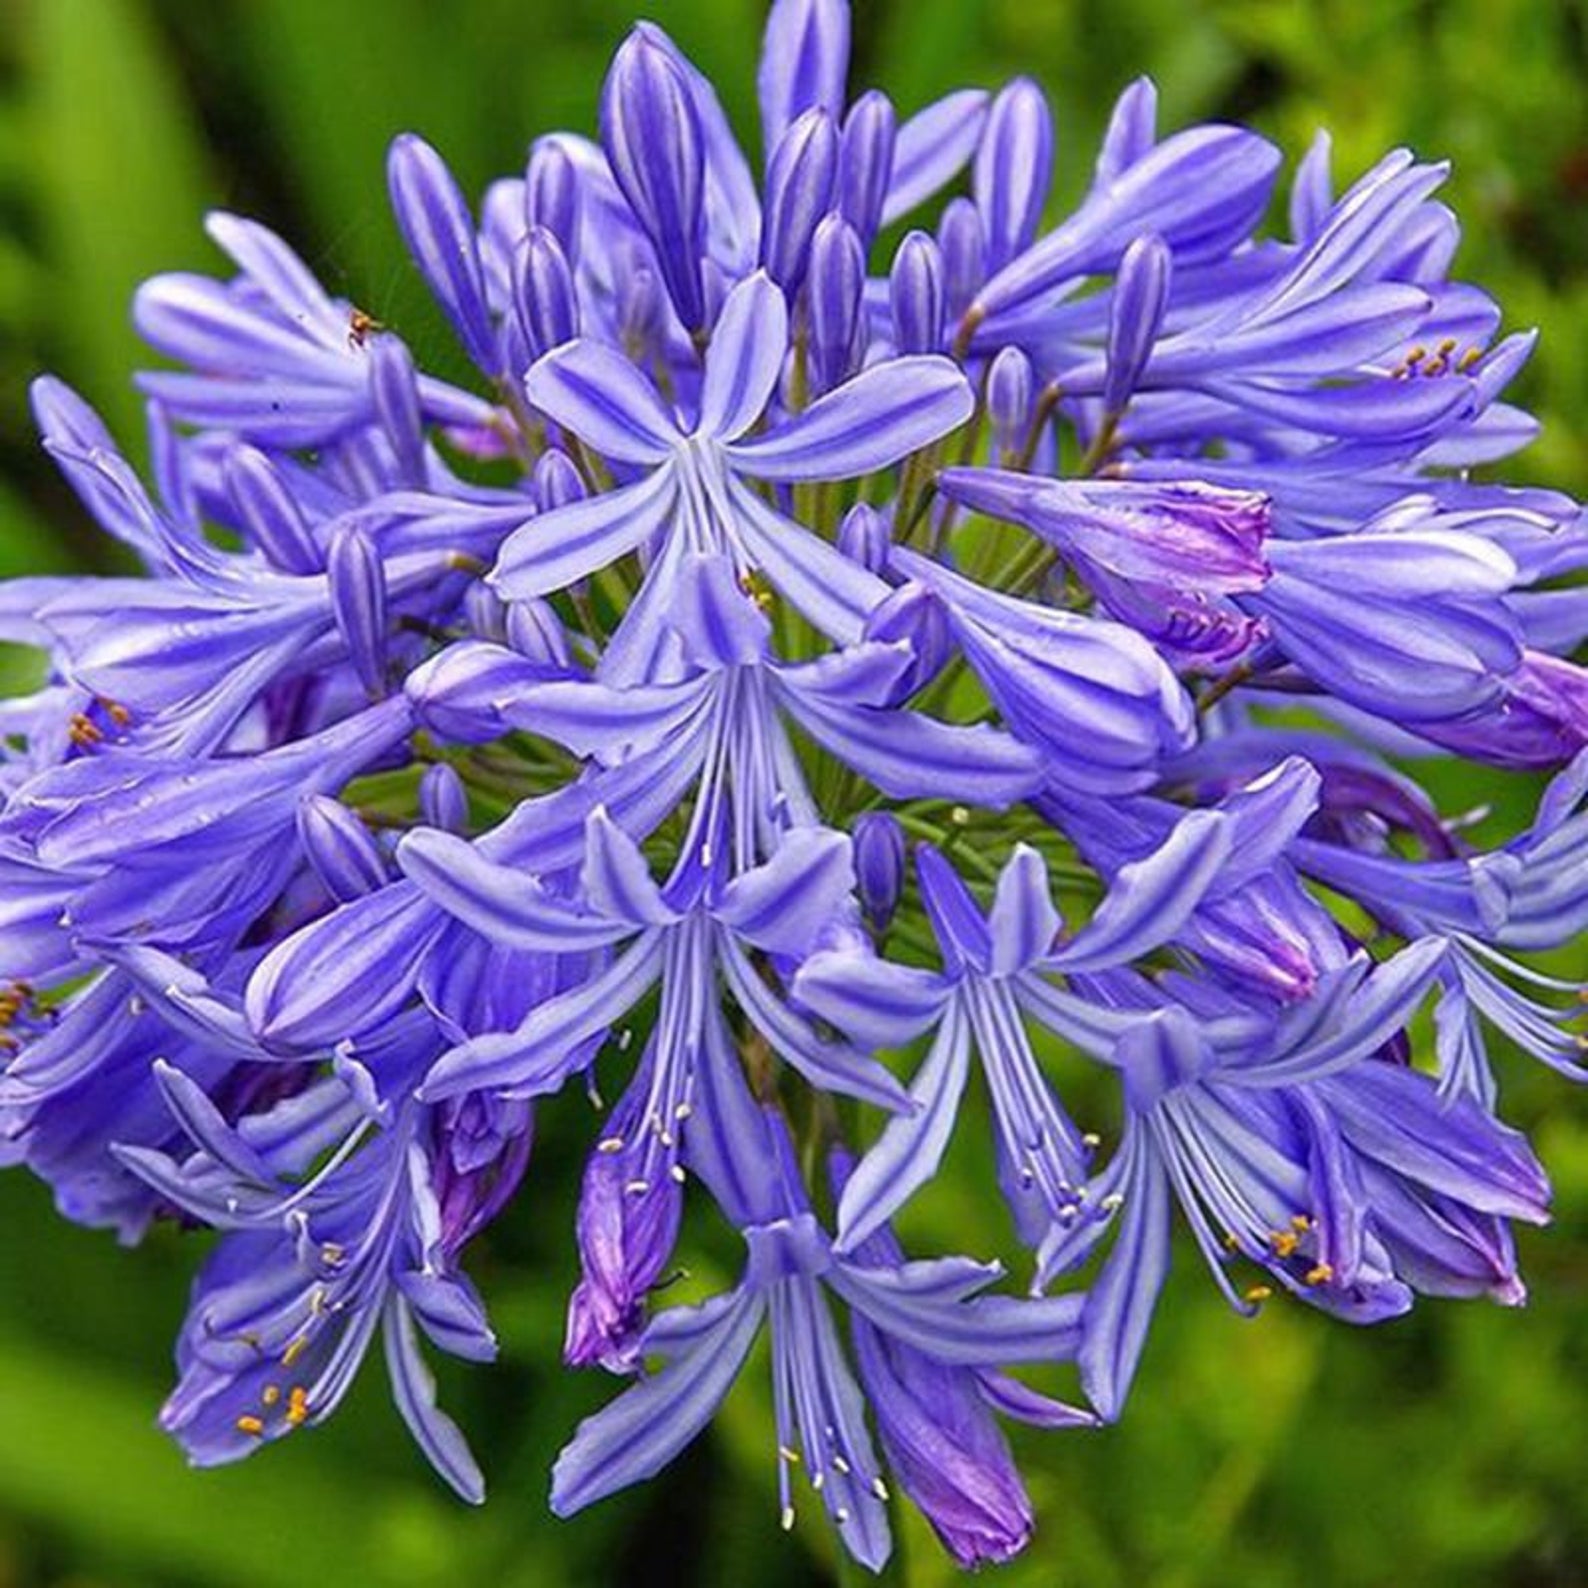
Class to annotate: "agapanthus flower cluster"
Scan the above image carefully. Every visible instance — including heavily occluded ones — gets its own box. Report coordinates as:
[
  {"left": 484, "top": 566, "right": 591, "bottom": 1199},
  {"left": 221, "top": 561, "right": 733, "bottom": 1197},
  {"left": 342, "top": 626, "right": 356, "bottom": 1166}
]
[{"left": 4, "top": 0, "right": 1587, "bottom": 1570}]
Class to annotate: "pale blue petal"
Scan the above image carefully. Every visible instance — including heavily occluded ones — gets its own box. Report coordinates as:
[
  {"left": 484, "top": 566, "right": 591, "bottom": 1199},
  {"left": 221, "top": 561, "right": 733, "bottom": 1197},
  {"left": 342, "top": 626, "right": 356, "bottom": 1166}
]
[
  {"left": 713, "top": 826, "right": 855, "bottom": 956},
  {"left": 696, "top": 273, "right": 787, "bottom": 441},
  {"left": 834, "top": 999, "right": 971, "bottom": 1251},
  {"left": 794, "top": 948, "right": 951, "bottom": 1051},
  {"left": 384, "top": 1297, "right": 486, "bottom": 1504},
  {"left": 524, "top": 340, "right": 677, "bottom": 463},
  {"left": 551, "top": 1287, "right": 764, "bottom": 1515},
  {"left": 724, "top": 355, "right": 973, "bottom": 481},
  {"left": 987, "top": 846, "right": 1061, "bottom": 976},
  {"left": 397, "top": 828, "right": 630, "bottom": 950},
  {"left": 1050, "top": 811, "right": 1231, "bottom": 972},
  {"left": 491, "top": 466, "right": 679, "bottom": 600}
]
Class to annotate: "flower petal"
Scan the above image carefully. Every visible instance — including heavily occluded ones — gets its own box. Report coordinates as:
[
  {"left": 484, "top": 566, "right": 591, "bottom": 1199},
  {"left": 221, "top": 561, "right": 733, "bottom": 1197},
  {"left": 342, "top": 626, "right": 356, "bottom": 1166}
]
[
  {"left": 834, "top": 1000, "right": 971, "bottom": 1252},
  {"left": 1050, "top": 810, "right": 1231, "bottom": 972},
  {"left": 718, "top": 935, "right": 908, "bottom": 1111},
  {"left": 551, "top": 1287, "right": 764, "bottom": 1516},
  {"left": 524, "top": 340, "right": 677, "bottom": 464},
  {"left": 420, "top": 935, "right": 665, "bottom": 1101},
  {"left": 383, "top": 1297, "right": 486, "bottom": 1504},
  {"left": 794, "top": 948, "right": 951, "bottom": 1051},
  {"left": 491, "top": 466, "right": 679, "bottom": 600},
  {"left": 714, "top": 826, "right": 855, "bottom": 956},
  {"left": 883, "top": 91, "right": 990, "bottom": 226},
  {"left": 696, "top": 273, "right": 788, "bottom": 441},
  {"left": 723, "top": 356, "right": 974, "bottom": 482},
  {"left": 396, "top": 828, "right": 630, "bottom": 951},
  {"left": 988, "top": 846, "right": 1061, "bottom": 976},
  {"left": 1077, "top": 1129, "right": 1170, "bottom": 1422}
]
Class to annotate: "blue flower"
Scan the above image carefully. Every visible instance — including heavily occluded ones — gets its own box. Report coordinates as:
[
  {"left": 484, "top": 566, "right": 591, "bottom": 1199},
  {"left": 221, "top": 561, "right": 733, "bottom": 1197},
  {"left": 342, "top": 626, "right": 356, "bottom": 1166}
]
[
  {"left": 551, "top": 1102, "right": 1083, "bottom": 1571},
  {"left": 0, "top": 0, "right": 1582, "bottom": 1560}
]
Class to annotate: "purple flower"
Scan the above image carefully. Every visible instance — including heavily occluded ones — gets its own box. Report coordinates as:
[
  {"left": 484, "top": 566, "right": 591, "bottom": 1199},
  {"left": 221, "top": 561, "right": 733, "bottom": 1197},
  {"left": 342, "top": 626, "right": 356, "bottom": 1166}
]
[
  {"left": 797, "top": 813, "right": 1235, "bottom": 1252},
  {"left": 493, "top": 271, "right": 972, "bottom": 679},
  {"left": 832, "top": 1148, "right": 1094, "bottom": 1568},
  {"left": 0, "top": 0, "right": 1582, "bottom": 1557},
  {"left": 551, "top": 1103, "right": 1083, "bottom": 1571}
]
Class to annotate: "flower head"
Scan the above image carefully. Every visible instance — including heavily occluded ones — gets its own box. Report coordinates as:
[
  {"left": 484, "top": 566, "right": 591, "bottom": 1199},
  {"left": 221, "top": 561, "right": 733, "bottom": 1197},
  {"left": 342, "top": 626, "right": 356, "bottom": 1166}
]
[{"left": 0, "top": 0, "right": 1581, "bottom": 1571}]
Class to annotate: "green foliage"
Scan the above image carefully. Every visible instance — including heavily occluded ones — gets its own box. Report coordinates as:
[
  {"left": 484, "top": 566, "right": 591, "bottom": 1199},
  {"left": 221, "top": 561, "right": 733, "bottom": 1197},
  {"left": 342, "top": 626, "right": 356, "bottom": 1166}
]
[{"left": 0, "top": 1, "right": 1584, "bottom": 1583}]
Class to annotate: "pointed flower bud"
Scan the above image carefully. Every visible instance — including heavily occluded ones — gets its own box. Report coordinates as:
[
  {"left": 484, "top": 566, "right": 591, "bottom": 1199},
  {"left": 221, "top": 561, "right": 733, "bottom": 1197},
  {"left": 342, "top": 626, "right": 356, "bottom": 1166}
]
[
  {"left": 327, "top": 523, "right": 389, "bottom": 698},
  {"left": 617, "top": 263, "right": 664, "bottom": 352},
  {"left": 524, "top": 138, "right": 581, "bottom": 259},
  {"left": 1103, "top": 233, "right": 1171, "bottom": 416},
  {"left": 298, "top": 794, "right": 388, "bottom": 903},
  {"left": 853, "top": 812, "right": 906, "bottom": 932},
  {"left": 532, "top": 448, "right": 587, "bottom": 512},
  {"left": 890, "top": 230, "right": 944, "bottom": 354},
  {"left": 387, "top": 133, "right": 498, "bottom": 375},
  {"left": 368, "top": 335, "right": 427, "bottom": 485},
  {"left": 839, "top": 89, "right": 897, "bottom": 245},
  {"left": 987, "top": 347, "right": 1034, "bottom": 459},
  {"left": 838, "top": 502, "right": 892, "bottom": 575},
  {"left": 761, "top": 106, "right": 839, "bottom": 296},
  {"left": 937, "top": 196, "right": 986, "bottom": 323},
  {"left": 506, "top": 597, "right": 572, "bottom": 670},
  {"left": 514, "top": 226, "right": 580, "bottom": 363},
  {"left": 1094, "top": 76, "right": 1158, "bottom": 187},
  {"left": 974, "top": 78, "right": 1054, "bottom": 271},
  {"left": 420, "top": 763, "right": 469, "bottom": 833},
  {"left": 600, "top": 29, "right": 707, "bottom": 332},
  {"left": 808, "top": 213, "right": 866, "bottom": 394},
  {"left": 939, "top": 468, "right": 1271, "bottom": 595},
  {"left": 863, "top": 581, "right": 950, "bottom": 700},
  {"left": 223, "top": 445, "right": 320, "bottom": 574},
  {"left": 758, "top": 0, "right": 851, "bottom": 155}
]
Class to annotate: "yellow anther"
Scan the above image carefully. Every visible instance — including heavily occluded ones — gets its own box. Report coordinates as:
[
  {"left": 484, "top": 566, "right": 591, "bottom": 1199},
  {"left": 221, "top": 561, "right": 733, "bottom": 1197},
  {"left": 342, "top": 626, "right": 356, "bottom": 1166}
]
[
  {"left": 1244, "top": 1284, "right": 1273, "bottom": 1304},
  {"left": 262, "top": 1385, "right": 281, "bottom": 1407},
  {"left": 1436, "top": 336, "right": 1458, "bottom": 356},
  {"left": 1290, "top": 1214, "right": 1312, "bottom": 1232},
  {"left": 281, "top": 1335, "right": 309, "bottom": 1368},
  {"left": 286, "top": 1386, "right": 310, "bottom": 1427},
  {"left": 100, "top": 698, "right": 133, "bottom": 728},
  {"left": 1223, "top": 1231, "right": 1241, "bottom": 1252},
  {"left": 1270, "top": 1230, "right": 1300, "bottom": 1258},
  {"left": 1305, "top": 1262, "right": 1334, "bottom": 1286},
  {"left": 1405, "top": 345, "right": 1427, "bottom": 363},
  {"left": 236, "top": 1415, "right": 265, "bottom": 1437},
  {"left": 1457, "top": 347, "right": 1482, "bottom": 371}
]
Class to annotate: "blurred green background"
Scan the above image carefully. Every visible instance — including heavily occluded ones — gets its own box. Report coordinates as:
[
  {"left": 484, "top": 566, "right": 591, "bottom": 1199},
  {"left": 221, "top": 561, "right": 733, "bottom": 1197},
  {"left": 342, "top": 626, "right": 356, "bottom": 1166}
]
[{"left": 1, "top": 0, "right": 1587, "bottom": 1583}]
